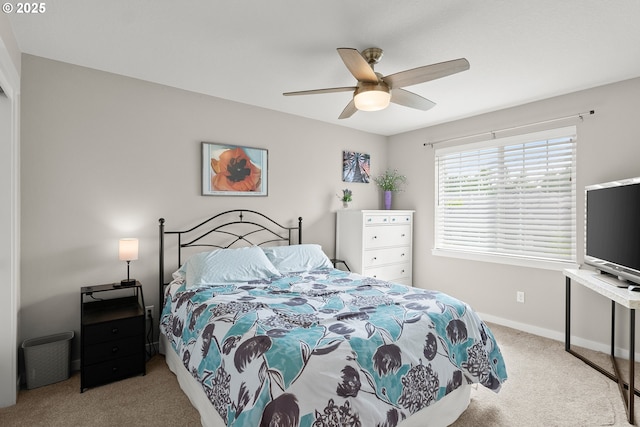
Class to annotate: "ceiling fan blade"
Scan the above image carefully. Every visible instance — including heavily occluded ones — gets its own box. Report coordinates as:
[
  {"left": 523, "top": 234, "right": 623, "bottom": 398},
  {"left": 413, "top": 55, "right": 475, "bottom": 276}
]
[
  {"left": 283, "top": 87, "right": 356, "bottom": 96},
  {"left": 383, "top": 58, "right": 470, "bottom": 88},
  {"left": 337, "top": 48, "right": 378, "bottom": 83},
  {"left": 338, "top": 99, "right": 357, "bottom": 119},
  {"left": 390, "top": 88, "right": 436, "bottom": 111}
]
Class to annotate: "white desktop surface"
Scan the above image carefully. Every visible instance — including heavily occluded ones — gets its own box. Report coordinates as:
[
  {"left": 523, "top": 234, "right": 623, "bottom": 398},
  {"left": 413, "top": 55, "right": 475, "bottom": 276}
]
[{"left": 564, "top": 268, "right": 640, "bottom": 310}]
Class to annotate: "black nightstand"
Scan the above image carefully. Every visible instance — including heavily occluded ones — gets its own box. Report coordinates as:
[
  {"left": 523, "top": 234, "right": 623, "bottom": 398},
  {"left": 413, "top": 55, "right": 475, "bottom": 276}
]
[{"left": 80, "top": 281, "right": 146, "bottom": 392}]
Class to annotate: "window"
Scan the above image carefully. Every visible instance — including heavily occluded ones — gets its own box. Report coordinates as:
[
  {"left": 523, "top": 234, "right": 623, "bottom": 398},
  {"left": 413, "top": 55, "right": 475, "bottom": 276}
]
[{"left": 434, "top": 126, "right": 577, "bottom": 270}]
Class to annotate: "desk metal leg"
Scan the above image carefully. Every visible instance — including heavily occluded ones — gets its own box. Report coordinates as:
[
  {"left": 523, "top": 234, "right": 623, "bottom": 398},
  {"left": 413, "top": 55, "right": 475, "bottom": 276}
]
[
  {"left": 566, "top": 280, "right": 616, "bottom": 381},
  {"left": 565, "top": 277, "right": 639, "bottom": 425},
  {"left": 610, "top": 304, "right": 637, "bottom": 424},
  {"left": 565, "top": 277, "right": 571, "bottom": 351},
  {"left": 631, "top": 308, "right": 635, "bottom": 424},
  {"left": 612, "top": 300, "right": 616, "bottom": 359}
]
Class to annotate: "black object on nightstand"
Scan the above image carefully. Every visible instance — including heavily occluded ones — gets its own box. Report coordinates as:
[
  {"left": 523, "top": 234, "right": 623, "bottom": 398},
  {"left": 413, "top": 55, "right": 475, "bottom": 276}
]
[
  {"left": 330, "top": 258, "right": 351, "bottom": 271},
  {"left": 80, "top": 281, "right": 146, "bottom": 392}
]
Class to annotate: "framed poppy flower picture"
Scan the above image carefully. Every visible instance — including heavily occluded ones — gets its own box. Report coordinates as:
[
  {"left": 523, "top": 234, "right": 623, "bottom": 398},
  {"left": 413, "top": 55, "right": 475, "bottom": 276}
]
[{"left": 202, "top": 142, "right": 268, "bottom": 196}]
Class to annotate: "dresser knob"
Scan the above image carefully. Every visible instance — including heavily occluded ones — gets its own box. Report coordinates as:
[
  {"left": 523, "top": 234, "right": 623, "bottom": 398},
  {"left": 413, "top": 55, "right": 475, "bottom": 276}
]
[
  {"left": 373, "top": 257, "right": 377, "bottom": 260},
  {"left": 111, "top": 328, "right": 119, "bottom": 334},
  {"left": 373, "top": 236, "right": 378, "bottom": 239},
  {"left": 112, "top": 367, "right": 118, "bottom": 372},
  {"left": 401, "top": 253, "right": 405, "bottom": 257},
  {"left": 401, "top": 234, "right": 406, "bottom": 237},
  {"left": 112, "top": 346, "right": 119, "bottom": 353}
]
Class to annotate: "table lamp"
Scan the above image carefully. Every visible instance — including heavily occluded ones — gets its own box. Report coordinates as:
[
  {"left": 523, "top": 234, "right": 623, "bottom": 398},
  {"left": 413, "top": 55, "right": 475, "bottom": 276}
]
[{"left": 118, "top": 238, "right": 138, "bottom": 286}]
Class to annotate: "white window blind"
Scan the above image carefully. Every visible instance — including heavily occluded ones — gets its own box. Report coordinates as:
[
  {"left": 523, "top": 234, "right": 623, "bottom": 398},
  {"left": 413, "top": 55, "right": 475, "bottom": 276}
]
[{"left": 434, "top": 126, "right": 577, "bottom": 268}]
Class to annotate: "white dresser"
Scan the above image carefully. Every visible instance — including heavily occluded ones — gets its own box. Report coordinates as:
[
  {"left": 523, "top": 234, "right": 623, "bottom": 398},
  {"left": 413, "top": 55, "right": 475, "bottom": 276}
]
[{"left": 336, "top": 210, "right": 414, "bottom": 286}]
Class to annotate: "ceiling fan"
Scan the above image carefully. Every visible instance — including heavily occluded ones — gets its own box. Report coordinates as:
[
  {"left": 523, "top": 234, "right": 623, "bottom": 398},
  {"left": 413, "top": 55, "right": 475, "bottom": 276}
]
[{"left": 283, "top": 47, "right": 469, "bottom": 119}]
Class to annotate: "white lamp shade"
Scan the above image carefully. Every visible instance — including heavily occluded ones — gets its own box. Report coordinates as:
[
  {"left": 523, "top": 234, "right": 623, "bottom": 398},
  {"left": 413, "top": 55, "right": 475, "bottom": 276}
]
[
  {"left": 119, "top": 238, "right": 139, "bottom": 261},
  {"left": 354, "top": 86, "right": 391, "bottom": 111}
]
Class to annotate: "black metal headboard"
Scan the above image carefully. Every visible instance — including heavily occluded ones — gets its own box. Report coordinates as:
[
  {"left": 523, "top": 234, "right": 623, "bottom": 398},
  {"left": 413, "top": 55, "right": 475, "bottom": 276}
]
[{"left": 158, "top": 209, "right": 302, "bottom": 311}]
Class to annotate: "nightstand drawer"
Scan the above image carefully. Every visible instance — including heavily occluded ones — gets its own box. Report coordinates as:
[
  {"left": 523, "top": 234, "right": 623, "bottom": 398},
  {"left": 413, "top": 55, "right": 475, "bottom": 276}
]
[
  {"left": 83, "top": 316, "right": 143, "bottom": 345},
  {"left": 84, "top": 335, "right": 143, "bottom": 364},
  {"left": 82, "top": 353, "right": 145, "bottom": 387}
]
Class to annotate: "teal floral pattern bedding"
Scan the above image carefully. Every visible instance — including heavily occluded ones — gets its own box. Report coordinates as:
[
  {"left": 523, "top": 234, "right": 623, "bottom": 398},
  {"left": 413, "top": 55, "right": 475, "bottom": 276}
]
[{"left": 160, "top": 268, "right": 507, "bottom": 427}]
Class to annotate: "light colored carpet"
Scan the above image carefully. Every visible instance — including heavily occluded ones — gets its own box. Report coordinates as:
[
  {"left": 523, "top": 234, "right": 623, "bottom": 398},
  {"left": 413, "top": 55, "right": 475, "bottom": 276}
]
[
  {"left": 452, "top": 323, "right": 633, "bottom": 426},
  {"left": 0, "top": 355, "right": 201, "bottom": 427},
  {"left": 0, "top": 323, "right": 636, "bottom": 426}
]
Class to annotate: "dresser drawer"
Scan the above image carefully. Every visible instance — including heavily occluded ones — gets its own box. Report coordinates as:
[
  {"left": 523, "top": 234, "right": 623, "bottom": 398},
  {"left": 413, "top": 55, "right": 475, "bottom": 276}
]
[
  {"left": 363, "top": 247, "right": 411, "bottom": 268},
  {"left": 364, "top": 214, "right": 412, "bottom": 225},
  {"left": 364, "top": 214, "right": 391, "bottom": 224},
  {"left": 83, "top": 316, "right": 143, "bottom": 345},
  {"left": 363, "top": 225, "right": 411, "bottom": 248},
  {"left": 84, "top": 335, "right": 143, "bottom": 365},
  {"left": 82, "top": 353, "right": 145, "bottom": 388},
  {"left": 363, "top": 263, "right": 411, "bottom": 282},
  {"left": 389, "top": 214, "right": 412, "bottom": 224}
]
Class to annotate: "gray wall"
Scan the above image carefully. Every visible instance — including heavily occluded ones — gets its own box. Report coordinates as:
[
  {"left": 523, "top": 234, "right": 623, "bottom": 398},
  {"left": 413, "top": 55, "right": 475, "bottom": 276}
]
[
  {"left": 389, "top": 77, "right": 640, "bottom": 352},
  {"left": 19, "top": 55, "right": 387, "bottom": 361},
  {"left": 19, "top": 53, "right": 640, "bottom": 365}
]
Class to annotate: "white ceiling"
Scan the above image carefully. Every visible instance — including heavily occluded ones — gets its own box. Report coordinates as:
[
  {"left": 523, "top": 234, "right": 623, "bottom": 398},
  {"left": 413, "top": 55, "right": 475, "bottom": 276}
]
[{"left": 7, "top": 0, "right": 640, "bottom": 136}]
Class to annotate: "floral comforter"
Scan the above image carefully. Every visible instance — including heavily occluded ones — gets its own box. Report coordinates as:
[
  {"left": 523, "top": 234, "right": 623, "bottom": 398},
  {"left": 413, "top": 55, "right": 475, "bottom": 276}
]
[{"left": 160, "top": 268, "right": 507, "bottom": 427}]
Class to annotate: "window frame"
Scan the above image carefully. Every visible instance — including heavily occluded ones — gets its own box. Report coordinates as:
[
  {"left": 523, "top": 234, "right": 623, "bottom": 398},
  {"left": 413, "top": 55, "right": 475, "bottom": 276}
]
[{"left": 433, "top": 126, "right": 579, "bottom": 271}]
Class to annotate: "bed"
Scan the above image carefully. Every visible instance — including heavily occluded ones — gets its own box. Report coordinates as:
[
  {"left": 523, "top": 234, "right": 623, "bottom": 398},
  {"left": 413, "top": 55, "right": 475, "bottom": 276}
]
[{"left": 158, "top": 210, "right": 507, "bottom": 427}]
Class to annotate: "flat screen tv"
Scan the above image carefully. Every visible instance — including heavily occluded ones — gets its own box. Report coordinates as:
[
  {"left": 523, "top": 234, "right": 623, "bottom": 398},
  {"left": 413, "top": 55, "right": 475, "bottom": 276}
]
[{"left": 585, "top": 176, "right": 640, "bottom": 285}]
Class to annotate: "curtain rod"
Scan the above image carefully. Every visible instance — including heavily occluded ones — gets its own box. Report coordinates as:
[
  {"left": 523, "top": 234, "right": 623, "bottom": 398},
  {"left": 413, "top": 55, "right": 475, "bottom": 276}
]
[{"left": 423, "top": 109, "right": 595, "bottom": 148}]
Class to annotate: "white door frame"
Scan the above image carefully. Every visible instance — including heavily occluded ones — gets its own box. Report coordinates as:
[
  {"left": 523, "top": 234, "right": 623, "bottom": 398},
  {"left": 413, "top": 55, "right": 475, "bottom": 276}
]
[{"left": 0, "top": 32, "right": 20, "bottom": 407}]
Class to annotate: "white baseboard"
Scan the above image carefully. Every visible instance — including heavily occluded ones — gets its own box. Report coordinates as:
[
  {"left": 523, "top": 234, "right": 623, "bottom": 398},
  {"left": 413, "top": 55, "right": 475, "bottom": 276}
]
[{"left": 478, "top": 312, "right": 640, "bottom": 360}]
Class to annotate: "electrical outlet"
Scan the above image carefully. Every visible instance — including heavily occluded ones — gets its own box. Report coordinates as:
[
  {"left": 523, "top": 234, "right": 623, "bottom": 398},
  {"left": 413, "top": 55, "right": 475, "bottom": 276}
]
[
  {"left": 516, "top": 291, "right": 525, "bottom": 303},
  {"left": 145, "top": 305, "right": 154, "bottom": 319}
]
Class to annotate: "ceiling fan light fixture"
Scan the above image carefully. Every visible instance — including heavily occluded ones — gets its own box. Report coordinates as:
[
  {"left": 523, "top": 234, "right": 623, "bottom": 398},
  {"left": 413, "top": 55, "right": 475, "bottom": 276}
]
[
  {"left": 354, "top": 83, "right": 391, "bottom": 111},
  {"left": 284, "top": 47, "right": 470, "bottom": 119}
]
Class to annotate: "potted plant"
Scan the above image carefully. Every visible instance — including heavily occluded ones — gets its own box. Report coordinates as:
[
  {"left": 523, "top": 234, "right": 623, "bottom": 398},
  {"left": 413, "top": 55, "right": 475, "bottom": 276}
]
[
  {"left": 337, "top": 188, "right": 353, "bottom": 208},
  {"left": 374, "top": 169, "right": 406, "bottom": 209}
]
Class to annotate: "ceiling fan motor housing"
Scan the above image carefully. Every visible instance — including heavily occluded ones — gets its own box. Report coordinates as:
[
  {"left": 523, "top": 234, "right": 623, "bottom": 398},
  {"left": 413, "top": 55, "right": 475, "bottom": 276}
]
[{"left": 362, "top": 47, "right": 384, "bottom": 65}]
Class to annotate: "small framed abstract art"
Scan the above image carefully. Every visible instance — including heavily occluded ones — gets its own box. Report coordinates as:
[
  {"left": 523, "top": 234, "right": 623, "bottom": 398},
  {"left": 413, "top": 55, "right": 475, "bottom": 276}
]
[
  {"left": 202, "top": 142, "right": 268, "bottom": 196},
  {"left": 342, "top": 151, "right": 370, "bottom": 183}
]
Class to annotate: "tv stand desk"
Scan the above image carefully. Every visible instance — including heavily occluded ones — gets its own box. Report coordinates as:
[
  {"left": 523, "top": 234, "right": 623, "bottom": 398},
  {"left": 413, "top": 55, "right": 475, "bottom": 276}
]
[{"left": 564, "top": 268, "right": 640, "bottom": 424}]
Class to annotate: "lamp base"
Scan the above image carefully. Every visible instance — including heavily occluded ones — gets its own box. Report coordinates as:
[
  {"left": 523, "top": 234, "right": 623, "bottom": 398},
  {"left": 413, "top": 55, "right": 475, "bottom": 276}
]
[{"left": 117, "top": 279, "right": 137, "bottom": 287}]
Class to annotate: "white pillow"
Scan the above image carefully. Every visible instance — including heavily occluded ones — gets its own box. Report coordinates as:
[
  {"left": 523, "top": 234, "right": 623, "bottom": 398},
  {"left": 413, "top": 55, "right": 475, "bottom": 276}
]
[
  {"left": 262, "top": 244, "right": 333, "bottom": 273},
  {"left": 178, "top": 247, "right": 281, "bottom": 287}
]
